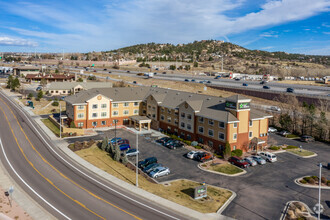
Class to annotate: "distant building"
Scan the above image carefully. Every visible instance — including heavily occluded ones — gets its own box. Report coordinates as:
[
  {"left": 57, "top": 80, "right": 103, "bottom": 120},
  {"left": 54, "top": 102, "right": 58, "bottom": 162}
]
[
  {"left": 46, "top": 82, "right": 113, "bottom": 96},
  {"left": 13, "top": 66, "right": 40, "bottom": 77},
  {"left": 324, "top": 76, "right": 330, "bottom": 84},
  {"left": 25, "top": 73, "right": 76, "bottom": 83}
]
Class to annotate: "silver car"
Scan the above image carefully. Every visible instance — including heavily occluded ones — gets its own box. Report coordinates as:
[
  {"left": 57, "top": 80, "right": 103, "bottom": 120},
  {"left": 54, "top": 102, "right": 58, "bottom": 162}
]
[
  {"left": 252, "top": 156, "right": 266, "bottom": 165},
  {"left": 149, "top": 167, "right": 170, "bottom": 178},
  {"left": 244, "top": 157, "right": 257, "bottom": 166}
]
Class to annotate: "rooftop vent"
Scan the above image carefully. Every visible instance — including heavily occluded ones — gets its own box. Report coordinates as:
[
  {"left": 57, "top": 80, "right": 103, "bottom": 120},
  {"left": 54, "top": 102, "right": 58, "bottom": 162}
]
[
  {"left": 207, "top": 98, "right": 211, "bottom": 100},
  {"left": 176, "top": 92, "right": 180, "bottom": 95},
  {"left": 189, "top": 95, "right": 192, "bottom": 97}
]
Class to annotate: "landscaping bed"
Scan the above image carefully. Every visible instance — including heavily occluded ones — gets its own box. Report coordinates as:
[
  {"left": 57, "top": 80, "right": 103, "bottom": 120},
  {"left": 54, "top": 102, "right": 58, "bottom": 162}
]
[
  {"left": 286, "top": 149, "right": 315, "bottom": 157},
  {"left": 74, "top": 144, "right": 232, "bottom": 213},
  {"left": 299, "top": 175, "right": 330, "bottom": 187},
  {"left": 283, "top": 201, "right": 316, "bottom": 220},
  {"left": 203, "top": 163, "right": 244, "bottom": 175}
]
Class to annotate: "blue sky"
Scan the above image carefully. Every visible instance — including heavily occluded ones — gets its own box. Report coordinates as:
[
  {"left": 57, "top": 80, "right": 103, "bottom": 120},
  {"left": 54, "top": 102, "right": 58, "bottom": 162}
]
[{"left": 0, "top": 0, "right": 329, "bottom": 55}]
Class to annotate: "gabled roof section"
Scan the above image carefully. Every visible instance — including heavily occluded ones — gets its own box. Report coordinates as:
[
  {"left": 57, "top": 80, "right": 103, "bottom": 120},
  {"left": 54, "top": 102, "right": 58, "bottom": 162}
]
[
  {"left": 226, "top": 94, "right": 251, "bottom": 103},
  {"left": 250, "top": 108, "right": 273, "bottom": 120},
  {"left": 186, "top": 100, "right": 204, "bottom": 112},
  {"left": 151, "top": 93, "right": 167, "bottom": 103},
  {"left": 47, "top": 82, "right": 112, "bottom": 90}
]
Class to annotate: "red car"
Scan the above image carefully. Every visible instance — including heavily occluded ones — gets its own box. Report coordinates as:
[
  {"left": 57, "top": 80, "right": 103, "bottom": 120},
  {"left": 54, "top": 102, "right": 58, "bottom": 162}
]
[
  {"left": 195, "top": 152, "right": 212, "bottom": 162},
  {"left": 228, "top": 156, "right": 249, "bottom": 168}
]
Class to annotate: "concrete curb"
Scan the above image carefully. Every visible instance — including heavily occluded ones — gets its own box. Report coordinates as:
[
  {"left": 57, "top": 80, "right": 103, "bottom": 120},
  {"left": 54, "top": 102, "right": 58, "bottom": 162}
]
[
  {"left": 286, "top": 150, "right": 317, "bottom": 158},
  {"left": 197, "top": 163, "right": 247, "bottom": 177},
  {"left": 294, "top": 177, "right": 330, "bottom": 190},
  {"left": 271, "top": 150, "right": 286, "bottom": 154},
  {"left": 280, "top": 201, "right": 316, "bottom": 220}
]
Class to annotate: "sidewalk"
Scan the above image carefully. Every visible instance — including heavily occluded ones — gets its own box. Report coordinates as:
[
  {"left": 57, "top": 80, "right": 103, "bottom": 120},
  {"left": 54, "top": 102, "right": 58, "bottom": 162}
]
[{"left": 2, "top": 88, "right": 234, "bottom": 220}]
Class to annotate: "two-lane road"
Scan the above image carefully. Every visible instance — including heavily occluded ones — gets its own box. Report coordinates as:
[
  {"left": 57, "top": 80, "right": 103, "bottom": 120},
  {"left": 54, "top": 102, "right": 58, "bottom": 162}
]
[{"left": 0, "top": 90, "right": 184, "bottom": 220}]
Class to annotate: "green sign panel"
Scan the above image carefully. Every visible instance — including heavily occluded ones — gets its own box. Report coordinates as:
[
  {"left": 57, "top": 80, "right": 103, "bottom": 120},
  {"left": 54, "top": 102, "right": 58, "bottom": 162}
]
[
  {"left": 225, "top": 101, "right": 236, "bottom": 109},
  {"left": 239, "top": 102, "right": 250, "bottom": 109},
  {"left": 194, "top": 185, "right": 207, "bottom": 199},
  {"left": 92, "top": 64, "right": 95, "bottom": 67}
]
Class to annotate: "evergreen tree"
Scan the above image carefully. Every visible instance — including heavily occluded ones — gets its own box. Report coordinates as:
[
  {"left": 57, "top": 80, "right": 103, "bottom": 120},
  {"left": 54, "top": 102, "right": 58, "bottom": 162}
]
[
  {"left": 224, "top": 142, "right": 231, "bottom": 160},
  {"left": 37, "top": 90, "right": 43, "bottom": 101},
  {"left": 101, "top": 138, "right": 108, "bottom": 151},
  {"left": 114, "top": 144, "right": 121, "bottom": 161}
]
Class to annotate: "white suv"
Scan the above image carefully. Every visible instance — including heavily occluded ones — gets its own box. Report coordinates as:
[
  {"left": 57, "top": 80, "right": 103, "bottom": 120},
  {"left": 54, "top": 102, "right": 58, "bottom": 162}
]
[{"left": 258, "top": 152, "right": 277, "bottom": 162}]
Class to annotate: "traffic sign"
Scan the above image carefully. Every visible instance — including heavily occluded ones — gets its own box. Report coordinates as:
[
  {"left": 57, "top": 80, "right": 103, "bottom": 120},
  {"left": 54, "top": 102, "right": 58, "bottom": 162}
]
[
  {"left": 9, "top": 186, "right": 14, "bottom": 194},
  {"left": 313, "top": 203, "right": 324, "bottom": 214}
]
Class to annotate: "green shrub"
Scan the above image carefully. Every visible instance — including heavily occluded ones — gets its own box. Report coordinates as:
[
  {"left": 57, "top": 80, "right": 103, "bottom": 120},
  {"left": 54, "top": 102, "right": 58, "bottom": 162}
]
[
  {"left": 300, "top": 179, "right": 307, "bottom": 184},
  {"left": 303, "top": 176, "right": 311, "bottom": 182},
  {"left": 327, "top": 180, "right": 330, "bottom": 186},
  {"left": 286, "top": 145, "right": 298, "bottom": 149},
  {"left": 183, "top": 140, "right": 192, "bottom": 146},
  {"left": 52, "top": 101, "right": 59, "bottom": 106},
  {"left": 231, "top": 149, "right": 243, "bottom": 157},
  {"left": 312, "top": 176, "right": 319, "bottom": 181},
  {"left": 70, "top": 121, "right": 76, "bottom": 128},
  {"left": 269, "top": 146, "right": 280, "bottom": 150},
  {"left": 193, "top": 145, "right": 202, "bottom": 149},
  {"left": 308, "top": 178, "right": 315, "bottom": 184},
  {"left": 321, "top": 176, "right": 327, "bottom": 184}
]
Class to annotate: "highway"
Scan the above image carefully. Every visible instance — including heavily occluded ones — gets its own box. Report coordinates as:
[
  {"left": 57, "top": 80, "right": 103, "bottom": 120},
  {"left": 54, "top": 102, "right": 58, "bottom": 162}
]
[{"left": 0, "top": 90, "right": 185, "bottom": 220}]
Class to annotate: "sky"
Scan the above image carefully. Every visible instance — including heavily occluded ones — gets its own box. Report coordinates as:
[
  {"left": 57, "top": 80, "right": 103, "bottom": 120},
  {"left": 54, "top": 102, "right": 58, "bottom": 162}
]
[{"left": 0, "top": 0, "right": 329, "bottom": 55}]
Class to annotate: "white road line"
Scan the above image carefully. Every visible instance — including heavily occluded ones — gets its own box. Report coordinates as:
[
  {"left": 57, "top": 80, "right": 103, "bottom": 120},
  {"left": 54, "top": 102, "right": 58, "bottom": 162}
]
[
  {"left": 0, "top": 90, "right": 180, "bottom": 220},
  {"left": 0, "top": 138, "right": 71, "bottom": 220}
]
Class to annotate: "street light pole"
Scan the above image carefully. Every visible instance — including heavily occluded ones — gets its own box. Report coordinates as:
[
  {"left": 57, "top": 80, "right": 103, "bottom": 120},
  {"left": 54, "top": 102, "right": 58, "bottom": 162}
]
[
  {"left": 59, "top": 102, "right": 61, "bottom": 138},
  {"left": 318, "top": 163, "right": 322, "bottom": 220},
  {"left": 136, "top": 133, "right": 139, "bottom": 187}
]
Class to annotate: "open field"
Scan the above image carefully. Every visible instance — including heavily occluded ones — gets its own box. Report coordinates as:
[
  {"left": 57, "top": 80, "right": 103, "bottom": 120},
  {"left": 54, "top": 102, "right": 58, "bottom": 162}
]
[
  {"left": 19, "top": 97, "right": 66, "bottom": 115},
  {"left": 75, "top": 144, "right": 232, "bottom": 213}
]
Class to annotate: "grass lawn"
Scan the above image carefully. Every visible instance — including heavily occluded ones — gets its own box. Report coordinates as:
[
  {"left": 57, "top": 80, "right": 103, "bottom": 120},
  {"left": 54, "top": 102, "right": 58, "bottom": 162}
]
[
  {"left": 75, "top": 145, "right": 232, "bottom": 213},
  {"left": 207, "top": 163, "right": 243, "bottom": 175},
  {"left": 41, "top": 118, "right": 60, "bottom": 137},
  {"left": 287, "top": 149, "right": 315, "bottom": 157}
]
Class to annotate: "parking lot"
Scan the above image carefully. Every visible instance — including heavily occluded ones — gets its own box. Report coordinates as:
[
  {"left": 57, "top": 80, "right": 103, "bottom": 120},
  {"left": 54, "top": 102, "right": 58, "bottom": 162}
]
[{"left": 67, "top": 129, "right": 330, "bottom": 220}]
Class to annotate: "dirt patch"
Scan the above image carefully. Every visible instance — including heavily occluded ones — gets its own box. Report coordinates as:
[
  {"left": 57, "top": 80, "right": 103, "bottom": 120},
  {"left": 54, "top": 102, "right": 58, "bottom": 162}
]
[{"left": 285, "top": 201, "right": 316, "bottom": 220}]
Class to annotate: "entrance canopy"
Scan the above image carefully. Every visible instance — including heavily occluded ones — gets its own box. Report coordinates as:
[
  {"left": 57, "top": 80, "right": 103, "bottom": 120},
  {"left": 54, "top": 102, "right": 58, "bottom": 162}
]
[{"left": 129, "top": 116, "right": 152, "bottom": 131}]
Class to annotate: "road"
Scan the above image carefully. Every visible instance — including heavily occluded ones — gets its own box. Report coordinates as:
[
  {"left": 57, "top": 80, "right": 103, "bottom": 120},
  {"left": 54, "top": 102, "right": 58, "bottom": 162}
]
[{"left": 0, "top": 90, "right": 185, "bottom": 220}]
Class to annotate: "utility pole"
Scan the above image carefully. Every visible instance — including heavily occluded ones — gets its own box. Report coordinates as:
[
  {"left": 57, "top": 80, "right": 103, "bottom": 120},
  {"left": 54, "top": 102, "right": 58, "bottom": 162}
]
[
  {"left": 136, "top": 133, "right": 139, "bottom": 187},
  {"left": 221, "top": 55, "right": 224, "bottom": 72},
  {"left": 318, "top": 163, "right": 322, "bottom": 220},
  {"left": 59, "top": 103, "right": 62, "bottom": 138}
]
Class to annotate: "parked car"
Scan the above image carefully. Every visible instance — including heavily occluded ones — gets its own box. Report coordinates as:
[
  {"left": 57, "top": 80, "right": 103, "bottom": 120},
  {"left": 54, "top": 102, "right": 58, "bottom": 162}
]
[
  {"left": 191, "top": 79, "right": 195, "bottom": 82},
  {"left": 258, "top": 152, "right": 277, "bottom": 162},
  {"left": 143, "top": 163, "right": 162, "bottom": 174},
  {"left": 133, "top": 81, "right": 137, "bottom": 84},
  {"left": 263, "top": 85, "right": 270, "bottom": 89},
  {"left": 168, "top": 141, "right": 184, "bottom": 149},
  {"left": 242, "top": 83, "right": 248, "bottom": 86},
  {"left": 260, "top": 81, "right": 266, "bottom": 84},
  {"left": 109, "top": 137, "right": 122, "bottom": 144},
  {"left": 279, "top": 130, "right": 290, "bottom": 136},
  {"left": 36, "top": 86, "right": 42, "bottom": 91},
  {"left": 268, "top": 127, "right": 277, "bottom": 133},
  {"left": 119, "top": 144, "right": 131, "bottom": 151},
  {"left": 187, "top": 151, "right": 201, "bottom": 159},
  {"left": 117, "top": 139, "right": 129, "bottom": 145},
  {"left": 286, "top": 88, "right": 294, "bottom": 93},
  {"left": 162, "top": 72, "right": 167, "bottom": 74},
  {"left": 270, "top": 106, "right": 281, "bottom": 112},
  {"left": 207, "top": 81, "right": 211, "bottom": 83},
  {"left": 195, "top": 152, "right": 212, "bottom": 162},
  {"left": 235, "top": 78, "right": 241, "bottom": 81},
  {"left": 244, "top": 157, "right": 257, "bottom": 166},
  {"left": 125, "top": 148, "right": 139, "bottom": 157},
  {"left": 162, "top": 138, "right": 175, "bottom": 146},
  {"left": 127, "top": 70, "right": 130, "bottom": 73},
  {"left": 184, "top": 79, "right": 189, "bottom": 82},
  {"left": 300, "top": 135, "right": 315, "bottom": 142},
  {"left": 109, "top": 71, "right": 112, "bottom": 73},
  {"left": 228, "top": 156, "right": 249, "bottom": 168},
  {"left": 138, "top": 157, "right": 158, "bottom": 169},
  {"left": 103, "top": 68, "right": 107, "bottom": 71},
  {"left": 252, "top": 156, "right": 266, "bottom": 165},
  {"left": 149, "top": 167, "right": 170, "bottom": 178},
  {"left": 156, "top": 137, "right": 171, "bottom": 145}
]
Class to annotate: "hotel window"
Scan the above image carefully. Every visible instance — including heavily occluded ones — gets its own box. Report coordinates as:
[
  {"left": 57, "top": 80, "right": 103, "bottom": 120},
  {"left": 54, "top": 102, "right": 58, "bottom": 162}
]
[
  {"left": 152, "top": 107, "right": 156, "bottom": 110},
  {"left": 187, "top": 134, "right": 191, "bottom": 140},
  {"left": 160, "top": 115, "right": 165, "bottom": 120},
  {"left": 180, "top": 132, "right": 185, "bottom": 138},
  {"left": 123, "top": 110, "right": 129, "bottom": 115},
  {"left": 187, "top": 124, "right": 192, "bottom": 130},
  {"left": 187, "top": 114, "right": 192, "bottom": 120},
  {"left": 148, "top": 105, "right": 151, "bottom": 109},
  {"left": 181, "top": 122, "right": 185, "bottom": 128},
  {"left": 198, "top": 126, "right": 204, "bottom": 133},
  {"left": 113, "top": 103, "right": 118, "bottom": 108},
  {"left": 161, "top": 108, "right": 165, "bottom": 112},
  {"left": 199, "top": 117, "right": 204, "bottom": 123},
  {"left": 152, "top": 114, "right": 155, "bottom": 118},
  {"left": 249, "top": 120, "right": 253, "bottom": 127},
  {"left": 78, "top": 105, "right": 84, "bottom": 110},
  {"left": 167, "top": 109, "right": 171, "bottom": 114},
  {"left": 249, "top": 131, "right": 253, "bottom": 138},
  {"left": 219, "top": 121, "right": 225, "bottom": 128},
  {"left": 233, "top": 133, "right": 237, "bottom": 140},
  {"left": 167, "top": 117, "right": 171, "bottom": 123},
  {"left": 134, "top": 102, "right": 139, "bottom": 106},
  {"left": 101, "top": 112, "right": 107, "bottom": 117},
  {"left": 77, "top": 113, "right": 84, "bottom": 118},
  {"left": 92, "top": 113, "right": 98, "bottom": 118},
  {"left": 233, "top": 122, "right": 237, "bottom": 128},
  {"left": 142, "top": 110, "right": 146, "bottom": 114},
  {"left": 77, "top": 122, "right": 84, "bottom": 127},
  {"left": 233, "top": 145, "right": 236, "bottom": 150},
  {"left": 124, "top": 102, "right": 129, "bottom": 107},
  {"left": 208, "top": 129, "right": 214, "bottom": 137},
  {"left": 134, "top": 109, "right": 139, "bottom": 115},
  {"left": 181, "top": 112, "right": 185, "bottom": 118},
  {"left": 101, "top": 104, "right": 107, "bottom": 109},
  {"left": 63, "top": 91, "right": 66, "bottom": 93},
  {"left": 112, "top": 111, "right": 118, "bottom": 116},
  {"left": 174, "top": 110, "right": 179, "bottom": 116},
  {"left": 101, "top": 121, "right": 106, "bottom": 125},
  {"left": 92, "top": 121, "right": 97, "bottom": 126},
  {"left": 208, "top": 141, "right": 214, "bottom": 147},
  {"left": 198, "top": 137, "right": 204, "bottom": 144},
  {"left": 174, "top": 119, "right": 178, "bottom": 125},
  {"left": 208, "top": 119, "right": 214, "bottom": 126},
  {"left": 92, "top": 104, "right": 98, "bottom": 109},
  {"left": 218, "top": 132, "right": 225, "bottom": 140}
]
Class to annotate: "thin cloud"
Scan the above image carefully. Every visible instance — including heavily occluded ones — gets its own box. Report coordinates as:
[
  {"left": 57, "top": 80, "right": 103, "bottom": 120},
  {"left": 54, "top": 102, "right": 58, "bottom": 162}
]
[{"left": 0, "top": 36, "right": 38, "bottom": 47}]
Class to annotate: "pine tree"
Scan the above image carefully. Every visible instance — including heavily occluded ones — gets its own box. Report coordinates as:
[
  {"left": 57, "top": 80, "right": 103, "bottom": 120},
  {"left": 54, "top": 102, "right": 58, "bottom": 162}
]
[
  {"left": 101, "top": 138, "right": 108, "bottom": 151},
  {"left": 114, "top": 144, "right": 121, "bottom": 161},
  {"left": 224, "top": 142, "right": 231, "bottom": 160}
]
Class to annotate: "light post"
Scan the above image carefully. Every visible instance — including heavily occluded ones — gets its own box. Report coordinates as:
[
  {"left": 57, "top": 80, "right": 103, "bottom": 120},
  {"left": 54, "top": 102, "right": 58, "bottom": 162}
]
[
  {"left": 318, "top": 163, "right": 322, "bottom": 220},
  {"left": 59, "top": 102, "right": 61, "bottom": 138},
  {"left": 136, "top": 133, "right": 139, "bottom": 187}
]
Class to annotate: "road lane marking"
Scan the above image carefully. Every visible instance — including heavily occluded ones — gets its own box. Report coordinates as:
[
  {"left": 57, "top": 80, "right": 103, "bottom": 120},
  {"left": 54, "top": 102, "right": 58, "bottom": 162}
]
[
  {"left": 0, "top": 92, "right": 180, "bottom": 220},
  {"left": 0, "top": 104, "right": 106, "bottom": 220},
  {"left": 0, "top": 138, "right": 71, "bottom": 220}
]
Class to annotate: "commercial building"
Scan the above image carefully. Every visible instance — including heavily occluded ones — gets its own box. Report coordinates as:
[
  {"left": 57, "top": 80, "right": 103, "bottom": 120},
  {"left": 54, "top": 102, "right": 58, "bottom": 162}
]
[
  {"left": 25, "top": 73, "right": 76, "bottom": 83},
  {"left": 46, "top": 82, "right": 113, "bottom": 96},
  {"left": 65, "top": 87, "right": 272, "bottom": 152},
  {"left": 13, "top": 66, "right": 40, "bottom": 76}
]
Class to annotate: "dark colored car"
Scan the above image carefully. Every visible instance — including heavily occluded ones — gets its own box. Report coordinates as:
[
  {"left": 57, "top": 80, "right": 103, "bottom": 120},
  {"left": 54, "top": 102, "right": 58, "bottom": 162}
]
[
  {"left": 263, "top": 85, "right": 270, "bottom": 89},
  {"left": 228, "top": 156, "right": 249, "bottom": 168},
  {"left": 119, "top": 144, "right": 130, "bottom": 151},
  {"left": 117, "top": 139, "right": 129, "bottom": 145},
  {"left": 127, "top": 70, "right": 130, "bottom": 73},
  {"left": 184, "top": 79, "right": 189, "bottom": 82},
  {"left": 109, "top": 71, "right": 112, "bottom": 73},
  {"left": 169, "top": 141, "right": 184, "bottom": 149},
  {"left": 195, "top": 152, "right": 212, "bottom": 162},
  {"left": 143, "top": 163, "right": 162, "bottom": 174},
  {"left": 104, "top": 68, "right": 107, "bottom": 71},
  {"left": 191, "top": 79, "right": 195, "bottom": 82},
  {"left": 242, "top": 83, "right": 248, "bottom": 86},
  {"left": 207, "top": 80, "right": 211, "bottom": 83},
  {"left": 156, "top": 137, "right": 171, "bottom": 145},
  {"left": 260, "top": 81, "right": 266, "bottom": 84},
  {"left": 162, "top": 72, "right": 166, "bottom": 74},
  {"left": 138, "top": 157, "right": 158, "bottom": 169},
  {"left": 162, "top": 138, "right": 175, "bottom": 146},
  {"left": 286, "top": 88, "right": 294, "bottom": 93},
  {"left": 300, "top": 135, "right": 315, "bottom": 142},
  {"left": 235, "top": 78, "right": 240, "bottom": 81}
]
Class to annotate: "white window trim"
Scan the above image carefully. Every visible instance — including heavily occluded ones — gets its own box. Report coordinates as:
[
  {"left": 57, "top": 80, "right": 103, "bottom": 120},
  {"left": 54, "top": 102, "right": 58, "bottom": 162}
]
[
  {"left": 208, "top": 129, "right": 214, "bottom": 137},
  {"left": 218, "top": 132, "right": 225, "bottom": 140},
  {"left": 233, "top": 122, "right": 237, "bottom": 128},
  {"left": 77, "top": 113, "right": 84, "bottom": 119},
  {"left": 218, "top": 121, "right": 225, "bottom": 128},
  {"left": 249, "top": 131, "right": 253, "bottom": 138},
  {"left": 92, "top": 113, "right": 98, "bottom": 118},
  {"left": 112, "top": 111, "right": 119, "bottom": 116},
  {"left": 101, "top": 112, "right": 107, "bottom": 117},
  {"left": 92, "top": 104, "right": 98, "bottom": 109},
  {"left": 112, "top": 103, "right": 119, "bottom": 108},
  {"left": 123, "top": 110, "right": 129, "bottom": 115},
  {"left": 208, "top": 119, "right": 214, "bottom": 126},
  {"left": 233, "top": 133, "right": 237, "bottom": 140},
  {"left": 249, "top": 120, "right": 253, "bottom": 127}
]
